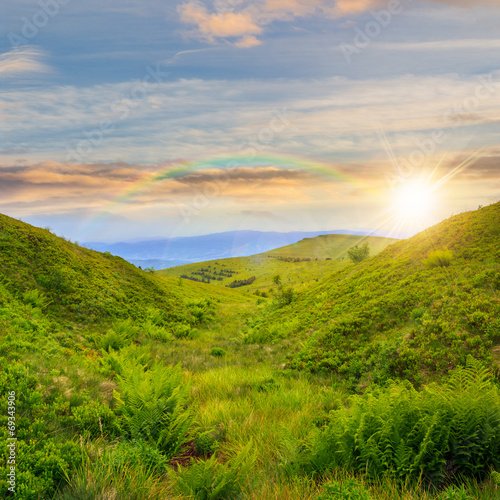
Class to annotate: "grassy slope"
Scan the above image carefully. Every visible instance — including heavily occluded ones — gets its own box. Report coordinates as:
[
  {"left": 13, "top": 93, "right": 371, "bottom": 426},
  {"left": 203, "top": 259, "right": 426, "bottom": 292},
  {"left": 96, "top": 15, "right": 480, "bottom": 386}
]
[
  {"left": 158, "top": 234, "right": 398, "bottom": 293},
  {"left": 1, "top": 209, "right": 500, "bottom": 499},
  {"left": 247, "top": 203, "right": 500, "bottom": 389},
  {"left": 0, "top": 213, "right": 257, "bottom": 498}
]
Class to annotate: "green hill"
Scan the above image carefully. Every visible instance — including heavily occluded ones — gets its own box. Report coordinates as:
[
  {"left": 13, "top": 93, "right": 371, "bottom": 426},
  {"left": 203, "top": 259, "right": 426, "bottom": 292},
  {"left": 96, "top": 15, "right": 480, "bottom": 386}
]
[
  {"left": 158, "top": 234, "right": 398, "bottom": 293},
  {"left": 0, "top": 214, "right": 249, "bottom": 325},
  {"left": 0, "top": 213, "right": 255, "bottom": 498},
  {"left": 1, "top": 208, "right": 500, "bottom": 499},
  {"left": 245, "top": 203, "right": 500, "bottom": 389}
]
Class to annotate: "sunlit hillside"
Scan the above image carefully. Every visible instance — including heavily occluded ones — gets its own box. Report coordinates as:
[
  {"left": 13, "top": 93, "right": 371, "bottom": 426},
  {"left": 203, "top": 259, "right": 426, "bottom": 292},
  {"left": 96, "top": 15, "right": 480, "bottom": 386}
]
[
  {"left": 1, "top": 207, "right": 500, "bottom": 499},
  {"left": 158, "top": 234, "right": 398, "bottom": 293},
  {"left": 245, "top": 203, "right": 500, "bottom": 389}
]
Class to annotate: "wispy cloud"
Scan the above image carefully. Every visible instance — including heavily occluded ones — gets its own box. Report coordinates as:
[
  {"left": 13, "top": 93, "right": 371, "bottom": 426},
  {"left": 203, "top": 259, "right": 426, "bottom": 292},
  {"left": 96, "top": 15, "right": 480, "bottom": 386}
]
[
  {"left": 1, "top": 71, "right": 499, "bottom": 164},
  {"left": 0, "top": 46, "right": 53, "bottom": 78}
]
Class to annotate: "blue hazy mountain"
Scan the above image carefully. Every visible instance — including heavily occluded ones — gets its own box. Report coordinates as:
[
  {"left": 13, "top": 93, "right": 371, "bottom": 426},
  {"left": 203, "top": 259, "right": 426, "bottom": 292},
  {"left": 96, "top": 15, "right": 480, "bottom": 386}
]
[{"left": 83, "top": 229, "right": 378, "bottom": 268}]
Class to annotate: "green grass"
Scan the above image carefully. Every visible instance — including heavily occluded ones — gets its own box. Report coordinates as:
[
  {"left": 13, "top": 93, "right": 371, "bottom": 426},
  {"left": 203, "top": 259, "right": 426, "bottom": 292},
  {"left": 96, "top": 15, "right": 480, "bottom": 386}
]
[
  {"left": 158, "top": 234, "right": 398, "bottom": 293},
  {"left": 246, "top": 203, "right": 500, "bottom": 389},
  {"left": 1, "top": 207, "right": 500, "bottom": 499}
]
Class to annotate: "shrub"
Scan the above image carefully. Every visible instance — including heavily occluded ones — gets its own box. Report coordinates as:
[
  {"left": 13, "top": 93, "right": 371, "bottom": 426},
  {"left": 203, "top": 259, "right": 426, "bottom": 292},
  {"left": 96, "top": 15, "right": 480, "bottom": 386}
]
[
  {"left": 301, "top": 357, "right": 500, "bottom": 487},
  {"left": 210, "top": 347, "right": 226, "bottom": 357},
  {"left": 172, "top": 323, "right": 199, "bottom": 339},
  {"left": 56, "top": 440, "right": 171, "bottom": 499},
  {"left": 141, "top": 320, "right": 172, "bottom": 342},
  {"left": 492, "top": 272, "right": 500, "bottom": 291},
  {"left": 425, "top": 249, "right": 453, "bottom": 268},
  {"left": 437, "top": 485, "right": 473, "bottom": 500},
  {"left": 194, "top": 430, "right": 219, "bottom": 457},
  {"left": 272, "top": 275, "right": 295, "bottom": 307},
  {"left": 185, "top": 299, "right": 215, "bottom": 325},
  {"left": 22, "top": 289, "right": 47, "bottom": 308}
]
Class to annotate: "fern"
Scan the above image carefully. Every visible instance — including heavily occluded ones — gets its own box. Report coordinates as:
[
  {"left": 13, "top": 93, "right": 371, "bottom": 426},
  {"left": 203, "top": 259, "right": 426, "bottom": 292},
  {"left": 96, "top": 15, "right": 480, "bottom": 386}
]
[
  {"left": 114, "top": 362, "right": 192, "bottom": 459},
  {"left": 301, "top": 360, "right": 500, "bottom": 486},
  {"left": 171, "top": 441, "right": 256, "bottom": 500}
]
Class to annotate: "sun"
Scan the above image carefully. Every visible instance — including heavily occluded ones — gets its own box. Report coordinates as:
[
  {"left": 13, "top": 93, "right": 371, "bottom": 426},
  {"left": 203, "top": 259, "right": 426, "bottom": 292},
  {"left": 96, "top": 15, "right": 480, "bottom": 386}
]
[{"left": 392, "top": 178, "right": 436, "bottom": 230}]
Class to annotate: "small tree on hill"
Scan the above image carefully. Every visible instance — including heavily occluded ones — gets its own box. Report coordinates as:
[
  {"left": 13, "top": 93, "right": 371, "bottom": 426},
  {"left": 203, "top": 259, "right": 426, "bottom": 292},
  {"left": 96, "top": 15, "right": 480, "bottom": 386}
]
[
  {"left": 272, "top": 274, "right": 294, "bottom": 307},
  {"left": 347, "top": 242, "right": 370, "bottom": 264}
]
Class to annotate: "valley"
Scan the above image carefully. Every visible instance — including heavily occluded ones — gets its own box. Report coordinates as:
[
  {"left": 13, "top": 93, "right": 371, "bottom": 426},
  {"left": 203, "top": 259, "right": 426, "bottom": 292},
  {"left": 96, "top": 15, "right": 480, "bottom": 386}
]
[{"left": 0, "top": 205, "right": 499, "bottom": 499}]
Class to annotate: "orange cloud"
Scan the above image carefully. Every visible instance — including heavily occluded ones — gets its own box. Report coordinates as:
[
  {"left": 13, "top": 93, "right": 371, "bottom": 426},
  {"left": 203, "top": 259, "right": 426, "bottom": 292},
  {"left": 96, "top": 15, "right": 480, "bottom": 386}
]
[
  {"left": 178, "top": 2, "right": 262, "bottom": 44},
  {"left": 178, "top": 0, "right": 499, "bottom": 47},
  {"left": 234, "top": 35, "right": 262, "bottom": 48},
  {"left": 334, "top": 0, "right": 384, "bottom": 15}
]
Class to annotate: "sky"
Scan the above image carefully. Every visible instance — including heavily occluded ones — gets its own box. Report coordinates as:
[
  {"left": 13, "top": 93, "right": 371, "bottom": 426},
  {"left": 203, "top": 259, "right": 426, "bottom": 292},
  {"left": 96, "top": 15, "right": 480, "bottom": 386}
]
[{"left": 1, "top": 0, "right": 499, "bottom": 242}]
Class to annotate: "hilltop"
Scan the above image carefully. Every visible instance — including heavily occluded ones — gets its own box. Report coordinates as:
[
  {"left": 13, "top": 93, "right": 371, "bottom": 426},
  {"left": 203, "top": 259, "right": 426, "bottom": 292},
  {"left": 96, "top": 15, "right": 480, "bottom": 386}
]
[
  {"left": 159, "top": 234, "right": 398, "bottom": 293},
  {"left": 84, "top": 229, "right": 375, "bottom": 265},
  {"left": 245, "top": 203, "right": 500, "bottom": 388}
]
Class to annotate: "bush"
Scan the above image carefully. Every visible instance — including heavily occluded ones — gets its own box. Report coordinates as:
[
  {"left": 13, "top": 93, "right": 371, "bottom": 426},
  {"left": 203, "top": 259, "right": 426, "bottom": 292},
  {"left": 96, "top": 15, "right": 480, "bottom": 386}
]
[
  {"left": 22, "top": 289, "right": 47, "bottom": 308},
  {"left": 185, "top": 299, "right": 215, "bottom": 325},
  {"left": 141, "top": 320, "right": 172, "bottom": 342},
  {"left": 301, "top": 358, "right": 500, "bottom": 487},
  {"left": 172, "top": 323, "right": 199, "bottom": 339},
  {"left": 193, "top": 429, "right": 220, "bottom": 457},
  {"left": 425, "top": 249, "right": 453, "bottom": 268},
  {"left": 56, "top": 440, "right": 171, "bottom": 499},
  {"left": 437, "top": 485, "right": 473, "bottom": 500},
  {"left": 210, "top": 347, "right": 226, "bottom": 357}
]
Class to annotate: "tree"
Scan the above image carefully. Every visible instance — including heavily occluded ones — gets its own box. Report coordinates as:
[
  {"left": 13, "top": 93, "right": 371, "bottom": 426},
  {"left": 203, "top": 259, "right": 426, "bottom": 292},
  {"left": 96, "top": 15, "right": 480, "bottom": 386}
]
[
  {"left": 347, "top": 242, "right": 370, "bottom": 264},
  {"left": 272, "top": 274, "right": 294, "bottom": 307}
]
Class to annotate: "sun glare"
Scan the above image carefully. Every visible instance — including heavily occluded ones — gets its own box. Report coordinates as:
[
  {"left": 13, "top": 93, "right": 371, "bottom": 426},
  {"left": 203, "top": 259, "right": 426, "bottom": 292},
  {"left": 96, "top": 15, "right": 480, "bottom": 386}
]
[{"left": 392, "top": 179, "right": 436, "bottom": 231}]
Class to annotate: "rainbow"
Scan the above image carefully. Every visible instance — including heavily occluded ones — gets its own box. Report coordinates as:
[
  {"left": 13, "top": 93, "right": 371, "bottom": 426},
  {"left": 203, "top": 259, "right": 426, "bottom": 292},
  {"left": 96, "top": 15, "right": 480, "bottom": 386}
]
[{"left": 100, "top": 152, "right": 374, "bottom": 213}]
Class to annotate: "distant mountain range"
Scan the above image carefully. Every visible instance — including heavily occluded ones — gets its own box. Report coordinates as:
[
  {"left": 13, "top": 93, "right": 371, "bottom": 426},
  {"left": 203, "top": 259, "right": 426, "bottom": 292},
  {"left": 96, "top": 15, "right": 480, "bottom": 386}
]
[{"left": 83, "top": 229, "right": 380, "bottom": 269}]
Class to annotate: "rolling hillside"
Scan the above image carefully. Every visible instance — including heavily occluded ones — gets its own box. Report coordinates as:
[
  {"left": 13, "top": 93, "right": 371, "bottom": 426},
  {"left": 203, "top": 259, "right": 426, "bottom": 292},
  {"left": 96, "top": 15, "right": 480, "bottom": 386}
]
[
  {"left": 158, "top": 234, "right": 398, "bottom": 293},
  {"left": 1, "top": 208, "right": 500, "bottom": 499},
  {"left": 244, "top": 203, "right": 500, "bottom": 389},
  {"left": 84, "top": 229, "right": 377, "bottom": 265},
  {"left": 0, "top": 214, "right": 250, "bottom": 323}
]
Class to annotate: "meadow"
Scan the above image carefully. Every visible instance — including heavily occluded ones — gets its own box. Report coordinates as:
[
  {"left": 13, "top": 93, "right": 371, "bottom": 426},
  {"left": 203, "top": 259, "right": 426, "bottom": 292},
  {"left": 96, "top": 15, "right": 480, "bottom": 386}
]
[{"left": 0, "top": 205, "right": 499, "bottom": 499}]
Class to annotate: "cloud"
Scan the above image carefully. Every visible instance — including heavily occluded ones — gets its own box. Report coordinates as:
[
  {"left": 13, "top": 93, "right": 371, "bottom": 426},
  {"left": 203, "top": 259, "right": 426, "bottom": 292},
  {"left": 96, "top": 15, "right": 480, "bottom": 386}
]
[
  {"left": 2, "top": 70, "right": 499, "bottom": 165},
  {"left": 0, "top": 162, "right": 322, "bottom": 217},
  {"left": 333, "top": 0, "right": 385, "bottom": 16},
  {"left": 234, "top": 35, "right": 262, "bottom": 48},
  {"left": 178, "top": 0, "right": 499, "bottom": 46},
  {"left": 178, "top": 1, "right": 262, "bottom": 44},
  {"left": 0, "top": 46, "right": 52, "bottom": 77}
]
